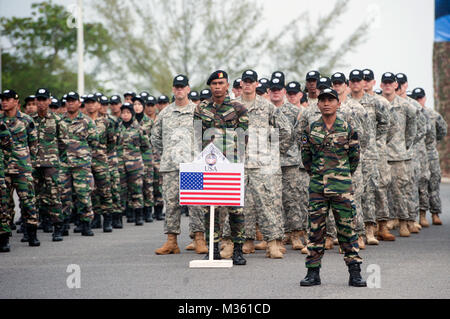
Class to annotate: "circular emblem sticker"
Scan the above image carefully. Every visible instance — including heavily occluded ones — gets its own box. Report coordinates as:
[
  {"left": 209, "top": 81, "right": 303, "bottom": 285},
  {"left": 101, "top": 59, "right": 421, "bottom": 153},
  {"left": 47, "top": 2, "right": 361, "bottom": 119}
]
[{"left": 205, "top": 153, "right": 217, "bottom": 165}]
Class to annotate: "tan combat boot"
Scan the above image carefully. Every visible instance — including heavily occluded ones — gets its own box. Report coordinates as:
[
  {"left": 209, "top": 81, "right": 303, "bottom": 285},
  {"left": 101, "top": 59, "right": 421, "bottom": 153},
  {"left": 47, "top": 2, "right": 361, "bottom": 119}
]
[
  {"left": 325, "top": 236, "right": 334, "bottom": 250},
  {"left": 155, "top": 234, "right": 180, "bottom": 255},
  {"left": 407, "top": 221, "right": 420, "bottom": 234},
  {"left": 220, "top": 238, "right": 233, "bottom": 258},
  {"left": 377, "top": 220, "right": 396, "bottom": 241},
  {"left": 399, "top": 220, "right": 410, "bottom": 237},
  {"left": 255, "top": 240, "right": 267, "bottom": 250},
  {"left": 358, "top": 236, "right": 366, "bottom": 250},
  {"left": 194, "top": 232, "right": 209, "bottom": 254},
  {"left": 278, "top": 240, "right": 287, "bottom": 254},
  {"left": 266, "top": 240, "right": 283, "bottom": 259},
  {"left": 242, "top": 239, "right": 255, "bottom": 254},
  {"left": 291, "top": 231, "right": 305, "bottom": 250},
  {"left": 333, "top": 238, "right": 339, "bottom": 245},
  {"left": 283, "top": 232, "right": 292, "bottom": 245},
  {"left": 255, "top": 226, "right": 263, "bottom": 241},
  {"left": 365, "top": 223, "right": 379, "bottom": 245},
  {"left": 185, "top": 241, "right": 195, "bottom": 251},
  {"left": 419, "top": 210, "right": 430, "bottom": 227},
  {"left": 432, "top": 214, "right": 442, "bottom": 225}
]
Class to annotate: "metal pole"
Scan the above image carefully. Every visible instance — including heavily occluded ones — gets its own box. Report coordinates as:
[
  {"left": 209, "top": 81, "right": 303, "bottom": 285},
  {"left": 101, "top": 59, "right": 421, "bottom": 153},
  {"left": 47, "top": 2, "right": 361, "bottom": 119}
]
[
  {"left": 0, "top": 29, "right": 3, "bottom": 92},
  {"left": 209, "top": 206, "right": 214, "bottom": 261},
  {"left": 77, "top": 0, "right": 84, "bottom": 96}
]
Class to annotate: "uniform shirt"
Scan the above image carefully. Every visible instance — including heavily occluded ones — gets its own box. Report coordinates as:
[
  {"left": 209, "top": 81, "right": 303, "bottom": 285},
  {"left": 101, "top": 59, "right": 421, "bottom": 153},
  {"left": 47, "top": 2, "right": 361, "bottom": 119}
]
[
  {"left": 425, "top": 107, "right": 448, "bottom": 160},
  {"left": 302, "top": 116, "right": 360, "bottom": 195},
  {"left": 406, "top": 97, "right": 429, "bottom": 156},
  {"left": 369, "top": 94, "right": 397, "bottom": 156},
  {"left": 0, "top": 123, "right": 12, "bottom": 178},
  {"left": 117, "top": 119, "right": 149, "bottom": 172},
  {"left": 278, "top": 102, "right": 302, "bottom": 167},
  {"left": 106, "top": 114, "right": 120, "bottom": 165},
  {"left": 31, "top": 111, "right": 62, "bottom": 168},
  {"left": 0, "top": 111, "right": 37, "bottom": 174},
  {"left": 135, "top": 113, "right": 153, "bottom": 166},
  {"left": 59, "top": 111, "right": 99, "bottom": 168},
  {"left": 92, "top": 116, "right": 116, "bottom": 167}
]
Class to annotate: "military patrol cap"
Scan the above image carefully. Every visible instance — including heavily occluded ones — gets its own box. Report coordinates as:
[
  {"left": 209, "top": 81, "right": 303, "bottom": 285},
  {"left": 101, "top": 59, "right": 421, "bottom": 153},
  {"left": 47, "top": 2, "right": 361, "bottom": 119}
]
[
  {"left": 412, "top": 87, "right": 426, "bottom": 99},
  {"left": 242, "top": 70, "right": 258, "bottom": 82},
  {"left": 84, "top": 94, "right": 99, "bottom": 103},
  {"left": 406, "top": 91, "right": 413, "bottom": 98},
  {"left": 374, "top": 89, "right": 383, "bottom": 95},
  {"left": 331, "top": 72, "right": 346, "bottom": 84},
  {"left": 395, "top": 73, "right": 408, "bottom": 84},
  {"left": 49, "top": 97, "right": 61, "bottom": 109},
  {"left": 25, "top": 95, "right": 37, "bottom": 103},
  {"left": 132, "top": 95, "right": 145, "bottom": 106},
  {"left": 140, "top": 91, "right": 150, "bottom": 98},
  {"left": 256, "top": 83, "right": 268, "bottom": 95},
  {"left": 207, "top": 70, "right": 228, "bottom": 85},
  {"left": 317, "top": 77, "right": 331, "bottom": 90},
  {"left": 306, "top": 71, "right": 320, "bottom": 81},
  {"left": 66, "top": 91, "right": 80, "bottom": 101},
  {"left": 381, "top": 72, "right": 396, "bottom": 83},
  {"left": 120, "top": 102, "right": 135, "bottom": 116},
  {"left": 188, "top": 91, "right": 200, "bottom": 101},
  {"left": 95, "top": 92, "right": 103, "bottom": 99},
  {"left": 318, "top": 88, "right": 339, "bottom": 101},
  {"left": 36, "top": 88, "right": 51, "bottom": 99},
  {"left": 269, "top": 77, "right": 285, "bottom": 90},
  {"left": 200, "top": 89, "right": 212, "bottom": 100},
  {"left": 362, "top": 69, "right": 375, "bottom": 81},
  {"left": 233, "top": 78, "right": 242, "bottom": 88},
  {"left": 110, "top": 95, "right": 122, "bottom": 104},
  {"left": 173, "top": 74, "right": 189, "bottom": 87},
  {"left": 259, "top": 78, "right": 270, "bottom": 85},
  {"left": 271, "top": 71, "right": 285, "bottom": 83},
  {"left": 145, "top": 95, "right": 157, "bottom": 105},
  {"left": 349, "top": 69, "right": 363, "bottom": 81},
  {"left": 286, "top": 81, "right": 302, "bottom": 93},
  {"left": 123, "top": 91, "right": 136, "bottom": 98},
  {"left": 100, "top": 96, "right": 110, "bottom": 105},
  {"left": 0, "top": 89, "right": 19, "bottom": 100},
  {"left": 158, "top": 95, "right": 169, "bottom": 104}
]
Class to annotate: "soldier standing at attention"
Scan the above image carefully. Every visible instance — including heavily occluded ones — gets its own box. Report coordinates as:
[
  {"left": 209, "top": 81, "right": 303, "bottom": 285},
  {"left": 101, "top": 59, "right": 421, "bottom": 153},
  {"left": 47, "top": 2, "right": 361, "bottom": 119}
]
[
  {"left": 300, "top": 88, "right": 366, "bottom": 287},
  {"left": 0, "top": 119, "right": 13, "bottom": 252}
]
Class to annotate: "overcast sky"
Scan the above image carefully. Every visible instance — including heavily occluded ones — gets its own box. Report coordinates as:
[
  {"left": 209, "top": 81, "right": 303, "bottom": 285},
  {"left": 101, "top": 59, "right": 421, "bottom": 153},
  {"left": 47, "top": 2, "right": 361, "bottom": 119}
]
[{"left": 0, "top": 0, "right": 436, "bottom": 107}]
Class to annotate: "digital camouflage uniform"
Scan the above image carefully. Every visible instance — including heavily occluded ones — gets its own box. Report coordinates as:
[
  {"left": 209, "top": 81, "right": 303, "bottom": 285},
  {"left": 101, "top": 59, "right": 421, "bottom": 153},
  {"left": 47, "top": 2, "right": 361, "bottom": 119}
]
[
  {"left": 0, "top": 111, "right": 39, "bottom": 226},
  {"left": 136, "top": 113, "right": 154, "bottom": 209},
  {"left": 0, "top": 124, "right": 12, "bottom": 234},
  {"left": 59, "top": 111, "right": 98, "bottom": 222},
  {"left": 301, "top": 116, "right": 362, "bottom": 268},
  {"left": 194, "top": 96, "right": 249, "bottom": 244},
  {"left": 106, "top": 114, "right": 122, "bottom": 216},
  {"left": 31, "top": 111, "right": 64, "bottom": 223}
]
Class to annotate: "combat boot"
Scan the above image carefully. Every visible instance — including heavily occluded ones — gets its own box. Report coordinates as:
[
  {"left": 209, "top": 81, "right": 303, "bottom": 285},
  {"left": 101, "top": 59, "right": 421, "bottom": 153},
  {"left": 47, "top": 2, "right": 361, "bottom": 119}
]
[
  {"left": 185, "top": 240, "right": 195, "bottom": 251},
  {"left": 365, "top": 223, "right": 379, "bottom": 245},
  {"left": 26, "top": 224, "right": 41, "bottom": 247},
  {"left": 407, "top": 220, "right": 420, "bottom": 234},
  {"left": 255, "top": 225, "right": 263, "bottom": 241},
  {"left": 155, "top": 234, "right": 180, "bottom": 255},
  {"left": 0, "top": 233, "right": 11, "bottom": 252},
  {"left": 348, "top": 263, "right": 367, "bottom": 287},
  {"left": 255, "top": 240, "right": 267, "bottom": 250},
  {"left": 266, "top": 240, "right": 283, "bottom": 259},
  {"left": 181, "top": 206, "right": 189, "bottom": 217},
  {"left": 42, "top": 215, "right": 53, "bottom": 233},
  {"left": 232, "top": 243, "right": 247, "bottom": 266},
  {"left": 220, "top": 238, "right": 233, "bottom": 258},
  {"left": 377, "top": 220, "right": 396, "bottom": 241},
  {"left": 432, "top": 214, "right": 442, "bottom": 225},
  {"left": 325, "top": 236, "right": 334, "bottom": 250},
  {"left": 194, "top": 232, "right": 208, "bottom": 254},
  {"left": 73, "top": 218, "right": 83, "bottom": 233},
  {"left": 112, "top": 214, "right": 123, "bottom": 229},
  {"left": 300, "top": 267, "right": 321, "bottom": 286},
  {"left": 134, "top": 208, "right": 144, "bottom": 226},
  {"left": 126, "top": 206, "right": 135, "bottom": 223},
  {"left": 103, "top": 214, "right": 113, "bottom": 233},
  {"left": 52, "top": 223, "right": 64, "bottom": 242},
  {"left": 301, "top": 245, "right": 309, "bottom": 254},
  {"left": 154, "top": 205, "right": 164, "bottom": 221},
  {"left": 419, "top": 210, "right": 429, "bottom": 227},
  {"left": 91, "top": 213, "right": 102, "bottom": 229},
  {"left": 283, "top": 232, "right": 292, "bottom": 245},
  {"left": 291, "top": 231, "right": 305, "bottom": 250},
  {"left": 62, "top": 220, "right": 70, "bottom": 236},
  {"left": 278, "top": 240, "right": 287, "bottom": 254},
  {"left": 242, "top": 239, "right": 255, "bottom": 254},
  {"left": 144, "top": 207, "right": 153, "bottom": 223},
  {"left": 203, "top": 242, "right": 221, "bottom": 260},
  {"left": 358, "top": 236, "right": 366, "bottom": 250},
  {"left": 399, "top": 220, "right": 410, "bottom": 237},
  {"left": 81, "top": 220, "right": 94, "bottom": 237},
  {"left": 20, "top": 223, "right": 29, "bottom": 242}
]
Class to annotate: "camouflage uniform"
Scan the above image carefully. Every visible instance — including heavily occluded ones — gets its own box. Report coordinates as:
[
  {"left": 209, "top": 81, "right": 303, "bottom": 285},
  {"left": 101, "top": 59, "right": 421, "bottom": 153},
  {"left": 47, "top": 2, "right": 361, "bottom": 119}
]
[
  {"left": 31, "top": 112, "right": 64, "bottom": 223},
  {"left": 236, "top": 95, "right": 291, "bottom": 242},
  {"left": 59, "top": 111, "right": 98, "bottom": 222},
  {"left": 0, "top": 111, "right": 39, "bottom": 226},
  {"left": 148, "top": 117, "right": 164, "bottom": 211},
  {"left": 106, "top": 114, "right": 122, "bottom": 216},
  {"left": 136, "top": 113, "right": 154, "bottom": 210},
  {"left": 0, "top": 125, "right": 12, "bottom": 234},
  {"left": 194, "top": 96, "right": 249, "bottom": 244},
  {"left": 385, "top": 96, "right": 417, "bottom": 221},
  {"left": 301, "top": 116, "right": 362, "bottom": 268}
]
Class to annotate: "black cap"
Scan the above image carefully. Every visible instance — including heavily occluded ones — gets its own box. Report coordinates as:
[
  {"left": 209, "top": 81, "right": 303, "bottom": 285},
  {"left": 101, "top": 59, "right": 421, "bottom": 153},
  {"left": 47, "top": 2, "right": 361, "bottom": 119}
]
[
  {"left": 188, "top": 91, "right": 200, "bottom": 101},
  {"left": 207, "top": 70, "right": 228, "bottom": 85},
  {"left": 259, "top": 78, "right": 270, "bottom": 85},
  {"left": 25, "top": 95, "right": 36, "bottom": 103},
  {"left": 406, "top": 91, "right": 413, "bottom": 98},
  {"left": 158, "top": 95, "right": 169, "bottom": 104},
  {"left": 374, "top": 89, "right": 383, "bottom": 95},
  {"left": 132, "top": 95, "right": 145, "bottom": 105},
  {"left": 286, "top": 81, "right": 302, "bottom": 93},
  {"left": 242, "top": 70, "right": 258, "bottom": 82},
  {"left": 331, "top": 72, "right": 346, "bottom": 84},
  {"left": 139, "top": 91, "right": 150, "bottom": 98},
  {"left": 200, "top": 89, "right": 212, "bottom": 100},
  {"left": 306, "top": 71, "right": 320, "bottom": 81},
  {"left": 269, "top": 77, "right": 285, "bottom": 90},
  {"left": 120, "top": 102, "right": 135, "bottom": 116},
  {"left": 362, "top": 69, "right": 375, "bottom": 81},
  {"left": 271, "top": 71, "right": 285, "bottom": 83},
  {"left": 317, "top": 77, "right": 331, "bottom": 90},
  {"left": 95, "top": 92, "right": 103, "bottom": 99},
  {"left": 0, "top": 89, "right": 19, "bottom": 100},
  {"left": 145, "top": 95, "right": 157, "bottom": 105},
  {"left": 49, "top": 98, "right": 61, "bottom": 109},
  {"left": 412, "top": 87, "right": 426, "bottom": 99},
  {"left": 381, "top": 72, "right": 396, "bottom": 83},
  {"left": 110, "top": 95, "right": 122, "bottom": 104},
  {"left": 100, "top": 96, "right": 109, "bottom": 105},
  {"left": 84, "top": 94, "right": 99, "bottom": 103},
  {"left": 124, "top": 91, "right": 136, "bottom": 98},
  {"left": 66, "top": 91, "right": 80, "bottom": 101},
  {"left": 396, "top": 73, "right": 408, "bottom": 84},
  {"left": 173, "top": 74, "right": 189, "bottom": 87},
  {"left": 256, "top": 83, "right": 268, "bottom": 95},
  {"left": 318, "top": 88, "right": 339, "bottom": 101},
  {"left": 233, "top": 78, "right": 242, "bottom": 88},
  {"left": 349, "top": 69, "right": 363, "bottom": 82}
]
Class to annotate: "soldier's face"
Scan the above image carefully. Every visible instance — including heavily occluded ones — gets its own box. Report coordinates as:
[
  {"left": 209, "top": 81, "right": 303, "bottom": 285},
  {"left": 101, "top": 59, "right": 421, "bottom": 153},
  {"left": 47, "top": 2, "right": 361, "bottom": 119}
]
[
  {"left": 269, "top": 88, "right": 285, "bottom": 104},
  {"left": 306, "top": 80, "right": 317, "bottom": 94},
  {"left": 241, "top": 80, "right": 258, "bottom": 96},
  {"left": 380, "top": 81, "right": 397, "bottom": 95},
  {"left": 86, "top": 101, "right": 97, "bottom": 114},
  {"left": 318, "top": 97, "right": 340, "bottom": 116},
  {"left": 124, "top": 96, "right": 133, "bottom": 103},
  {"left": 0, "top": 98, "right": 19, "bottom": 112},
  {"left": 349, "top": 79, "right": 363, "bottom": 94},
  {"left": 26, "top": 100, "right": 37, "bottom": 114},
  {"left": 121, "top": 109, "right": 132, "bottom": 122},
  {"left": 110, "top": 102, "right": 122, "bottom": 114},
  {"left": 417, "top": 96, "right": 426, "bottom": 107},
  {"left": 210, "top": 79, "right": 229, "bottom": 99},
  {"left": 332, "top": 82, "right": 346, "bottom": 95},
  {"left": 232, "top": 87, "right": 243, "bottom": 97},
  {"left": 144, "top": 104, "right": 156, "bottom": 116},
  {"left": 36, "top": 97, "right": 50, "bottom": 113},
  {"left": 66, "top": 99, "right": 80, "bottom": 114},
  {"left": 100, "top": 105, "right": 108, "bottom": 115},
  {"left": 133, "top": 101, "right": 144, "bottom": 113},
  {"left": 172, "top": 85, "right": 190, "bottom": 101},
  {"left": 286, "top": 91, "right": 303, "bottom": 105},
  {"left": 363, "top": 79, "right": 376, "bottom": 92}
]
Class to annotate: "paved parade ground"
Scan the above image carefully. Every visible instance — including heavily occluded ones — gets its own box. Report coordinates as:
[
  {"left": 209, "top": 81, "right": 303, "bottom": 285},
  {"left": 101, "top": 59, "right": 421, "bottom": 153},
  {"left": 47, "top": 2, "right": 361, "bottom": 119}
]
[{"left": 1, "top": 184, "right": 449, "bottom": 300}]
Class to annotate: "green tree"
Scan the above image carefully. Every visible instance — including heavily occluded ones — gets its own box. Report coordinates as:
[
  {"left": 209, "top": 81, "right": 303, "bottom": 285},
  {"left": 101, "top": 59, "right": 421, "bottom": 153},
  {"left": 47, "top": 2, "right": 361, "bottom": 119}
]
[{"left": 1, "top": 0, "right": 113, "bottom": 100}]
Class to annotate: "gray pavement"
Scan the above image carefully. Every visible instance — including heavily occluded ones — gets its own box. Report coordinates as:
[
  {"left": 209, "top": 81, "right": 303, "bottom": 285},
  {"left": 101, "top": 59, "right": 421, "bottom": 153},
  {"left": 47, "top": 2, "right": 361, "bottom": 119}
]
[{"left": 1, "top": 184, "right": 449, "bottom": 299}]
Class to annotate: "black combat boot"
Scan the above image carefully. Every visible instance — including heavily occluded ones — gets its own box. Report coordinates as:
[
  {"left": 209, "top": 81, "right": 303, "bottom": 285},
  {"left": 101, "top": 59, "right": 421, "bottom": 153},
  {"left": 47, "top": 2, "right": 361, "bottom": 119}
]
[
  {"left": 10, "top": 222, "right": 16, "bottom": 231},
  {"left": 154, "top": 205, "right": 164, "bottom": 221},
  {"left": 73, "top": 215, "right": 82, "bottom": 233},
  {"left": 20, "top": 223, "right": 29, "bottom": 242},
  {"left": 126, "top": 206, "right": 135, "bottom": 223},
  {"left": 26, "top": 224, "right": 41, "bottom": 247},
  {"left": 91, "top": 213, "right": 102, "bottom": 229},
  {"left": 203, "top": 242, "right": 221, "bottom": 260},
  {"left": 134, "top": 208, "right": 144, "bottom": 226},
  {"left": 103, "top": 214, "right": 113, "bottom": 233},
  {"left": 112, "top": 214, "right": 123, "bottom": 229},
  {"left": 52, "top": 223, "right": 64, "bottom": 242},
  {"left": 300, "top": 267, "right": 321, "bottom": 286},
  {"left": 42, "top": 213, "right": 53, "bottom": 233},
  {"left": 0, "top": 233, "right": 11, "bottom": 253},
  {"left": 144, "top": 207, "right": 153, "bottom": 223},
  {"left": 62, "top": 219, "right": 70, "bottom": 236},
  {"left": 232, "top": 243, "right": 247, "bottom": 266},
  {"left": 348, "top": 263, "right": 367, "bottom": 287},
  {"left": 81, "top": 220, "right": 94, "bottom": 237}
]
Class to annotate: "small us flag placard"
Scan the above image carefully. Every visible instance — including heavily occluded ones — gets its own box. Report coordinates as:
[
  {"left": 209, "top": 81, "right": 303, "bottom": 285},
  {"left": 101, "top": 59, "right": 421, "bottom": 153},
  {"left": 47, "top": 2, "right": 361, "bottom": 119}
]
[{"left": 179, "top": 163, "right": 245, "bottom": 207}]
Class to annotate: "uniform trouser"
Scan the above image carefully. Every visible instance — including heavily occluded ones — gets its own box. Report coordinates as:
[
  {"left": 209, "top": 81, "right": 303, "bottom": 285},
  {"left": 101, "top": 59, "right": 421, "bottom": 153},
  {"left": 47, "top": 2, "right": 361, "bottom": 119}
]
[
  {"left": 375, "top": 155, "right": 391, "bottom": 221},
  {"left": 60, "top": 166, "right": 94, "bottom": 222},
  {"left": 418, "top": 156, "right": 430, "bottom": 212},
  {"left": 405, "top": 157, "right": 420, "bottom": 221},
  {"left": 108, "top": 158, "right": 122, "bottom": 215},
  {"left": 428, "top": 158, "right": 442, "bottom": 215},
  {"left": 361, "top": 159, "right": 380, "bottom": 224},
  {"left": 204, "top": 206, "right": 245, "bottom": 244},
  {"left": 244, "top": 168, "right": 284, "bottom": 242},
  {"left": 281, "top": 165, "right": 308, "bottom": 233},
  {"left": 92, "top": 162, "right": 113, "bottom": 215},
  {"left": 33, "top": 166, "right": 63, "bottom": 223},
  {"left": 306, "top": 192, "right": 362, "bottom": 269},
  {"left": 143, "top": 161, "right": 154, "bottom": 208},
  {"left": 0, "top": 174, "right": 11, "bottom": 234},
  {"left": 5, "top": 173, "right": 38, "bottom": 228},
  {"left": 161, "top": 171, "right": 203, "bottom": 235},
  {"left": 119, "top": 166, "right": 143, "bottom": 210},
  {"left": 152, "top": 160, "right": 163, "bottom": 207},
  {"left": 387, "top": 161, "right": 410, "bottom": 220}
]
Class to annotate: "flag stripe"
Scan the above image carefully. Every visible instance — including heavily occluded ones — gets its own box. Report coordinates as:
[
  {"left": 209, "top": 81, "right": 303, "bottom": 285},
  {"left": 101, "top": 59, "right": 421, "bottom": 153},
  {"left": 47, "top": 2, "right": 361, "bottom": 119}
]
[
  {"left": 180, "top": 197, "right": 241, "bottom": 201},
  {"left": 181, "top": 192, "right": 240, "bottom": 195},
  {"left": 203, "top": 177, "right": 241, "bottom": 181},
  {"left": 180, "top": 202, "right": 242, "bottom": 206},
  {"left": 203, "top": 173, "right": 241, "bottom": 176},
  {"left": 203, "top": 183, "right": 240, "bottom": 186}
]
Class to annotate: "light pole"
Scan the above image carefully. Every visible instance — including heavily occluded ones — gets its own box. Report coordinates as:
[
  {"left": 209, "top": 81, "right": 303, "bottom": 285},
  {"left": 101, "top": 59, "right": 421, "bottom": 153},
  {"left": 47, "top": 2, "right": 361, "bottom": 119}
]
[{"left": 77, "top": 0, "right": 84, "bottom": 96}]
